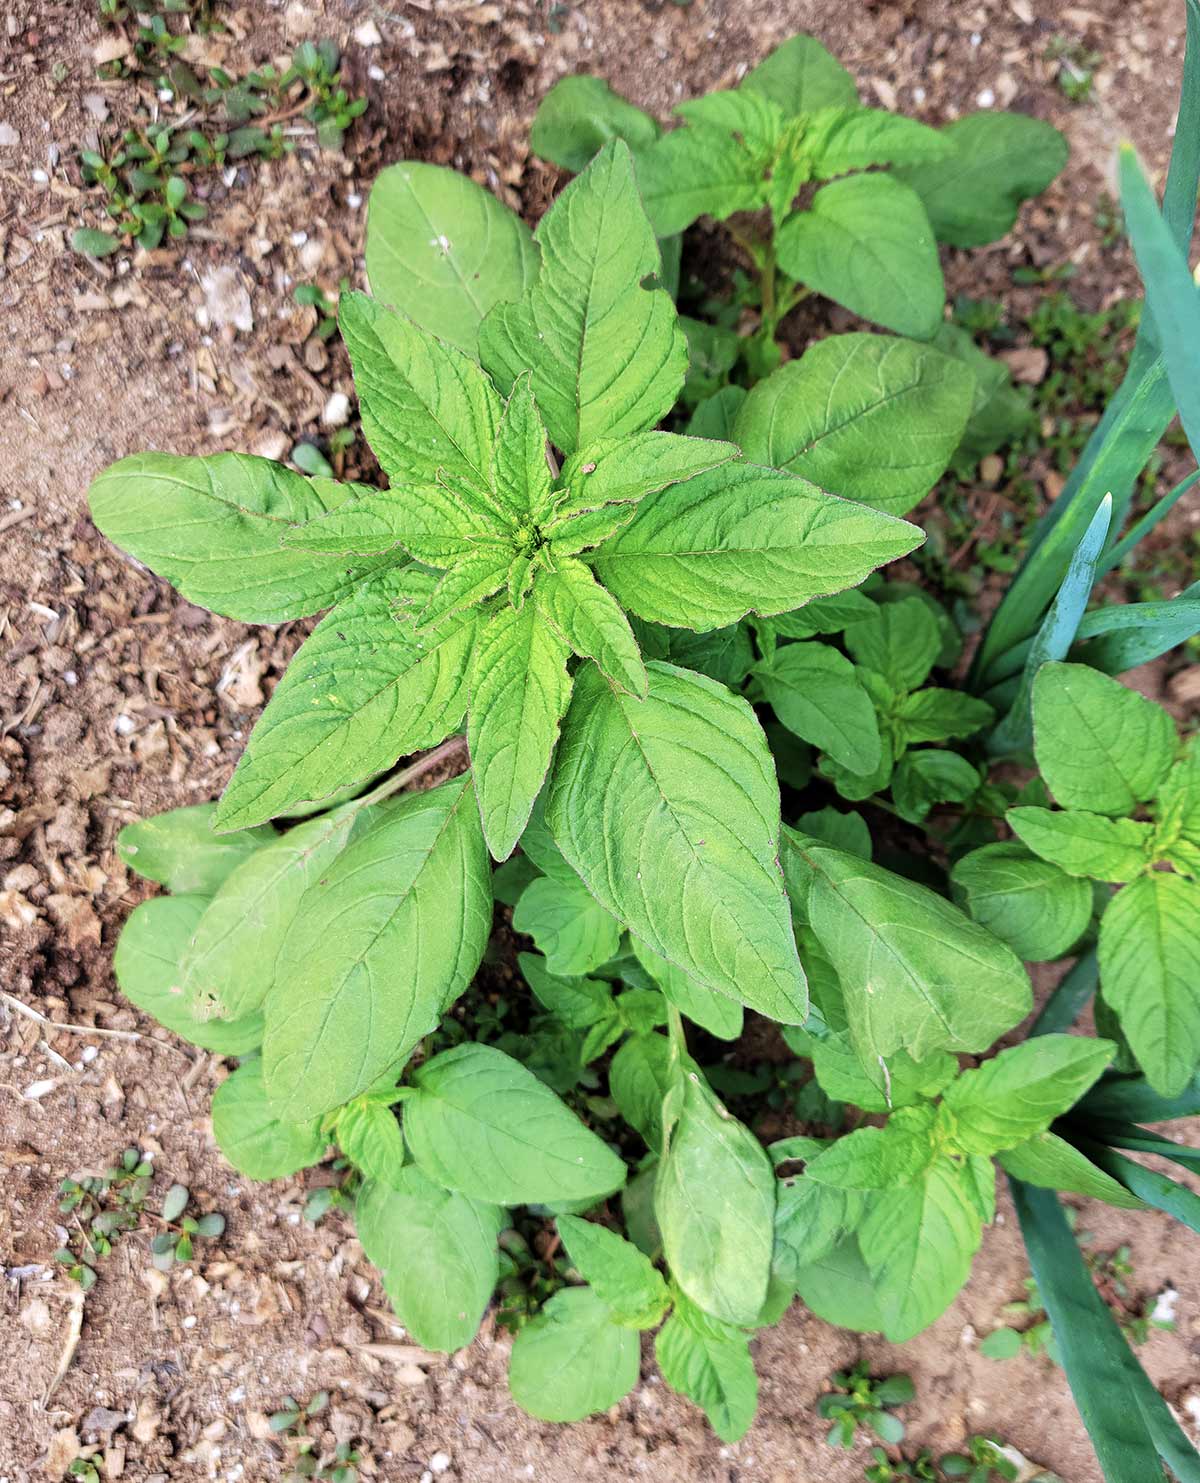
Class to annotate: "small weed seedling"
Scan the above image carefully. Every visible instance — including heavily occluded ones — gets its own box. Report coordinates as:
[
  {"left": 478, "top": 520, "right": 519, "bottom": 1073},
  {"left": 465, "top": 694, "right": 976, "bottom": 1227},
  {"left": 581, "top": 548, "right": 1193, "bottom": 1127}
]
[
  {"left": 865, "top": 1449, "right": 936, "bottom": 1483},
  {"left": 270, "top": 1391, "right": 362, "bottom": 1482},
  {"left": 819, "top": 1360, "right": 915, "bottom": 1447}
]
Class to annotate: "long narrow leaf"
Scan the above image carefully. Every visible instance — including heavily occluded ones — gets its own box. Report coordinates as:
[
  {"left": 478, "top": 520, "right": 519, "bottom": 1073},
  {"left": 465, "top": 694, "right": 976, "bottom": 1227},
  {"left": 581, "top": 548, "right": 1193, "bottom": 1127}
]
[
  {"left": 1101, "top": 469, "right": 1200, "bottom": 574},
  {"left": 1161, "top": 0, "right": 1200, "bottom": 253},
  {"left": 1071, "top": 1137, "right": 1200, "bottom": 1234},
  {"left": 1076, "top": 587, "right": 1200, "bottom": 674},
  {"left": 1011, "top": 1180, "right": 1191, "bottom": 1481},
  {"left": 1081, "top": 1121, "right": 1200, "bottom": 1176},
  {"left": 1029, "top": 950, "right": 1098, "bottom": 1038},
  {"left": 988, "top": 496, "right": 1110, "bottom": 754},
  {"left": 1079, "top": 1070, "right": 1200, "bottom": 1124}
]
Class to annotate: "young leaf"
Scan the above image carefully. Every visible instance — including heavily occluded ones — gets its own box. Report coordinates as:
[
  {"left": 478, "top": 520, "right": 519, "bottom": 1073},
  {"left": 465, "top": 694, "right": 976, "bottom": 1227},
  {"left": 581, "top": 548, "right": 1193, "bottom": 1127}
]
[
  {"left": 337, "top": 1101, "right": 408, "bottom": 1188},
  {"left": 1007, "top": 807, "right": 1154, "bottom": 883},
  {"left": 88, "top": 453, "right": 385, "bottom": 623},
  {"left": 117, "top": 805, "right": 273, "bottom": 894},
  {"left": 1099, "top": 872, "right": 1200, "bottom": 1096},
  {"left": 951, "top": 843, "right": 1094, "bottom": 961},
  {"left": 214, "top": 569, "right": 476, "bottom": 831},
  {"left": 1031, "top": 663, "right": 1176, "bottom": 815},
  {"left": 489, "top": 371, "right": 553, "bottom": 522},
  {"left": 556, "top": 1214, "right": 669, "bottom": 1327},
  {"left": 844, "top": 596, "right": 940, "bottom": 691},
  {"left": 365, "top": 162, "right": 537, "bottom": 355},
  {"left": 805, "top": 1108, "right": 938, "bottom": 1189},
  {"left": 264, "top": 777, "right": 492, "bottom": 1120},
  {"left": 468, "top": 601, "right": 573, "bottom": 861},
  {"left": 591, "top": 461, "right": 921, "bottom": 630},
  {"left": 180, "top": 805, "right": 360, "bottom": 1025},
  {"left": 337, "top": 290, "right": 501, "bottom": 491},
  {"left": 530, "top": 75, "right": 661, "bottom": 172},
  {"left": 891, "top": 750, "right": 980, "bottom": 825},
  {"left": 740, "top": 33, "right": 858, "bottom": 115},
  {"left": 630, "top": 937, "right": 743, "bottom": 1042},
  {"left": 513, "top": 874, "right": 622, "bottom": 977},
  {"left": 479, "top": 141, "right": 687, "bottom": 455},
  {"left": 210, "top": 1059, "right": 326, "bottom": 1180},
  {"left": 550, "top": 431, "right": 738, "bottom": 532},
  {"left": 508, "top": 1286, "right": 640, "bottom": 1422},
  {"left": 655, "top": 1291, "right": 758, "bottom": 1443},
  {"left": 404, "top": 1043, "right": 626, "bottom": 1204},
  {"left": 520, "top": 951, "right": 615, "bottom": 1030},
  {"left": 114, "top": 895, "right": 263, "bottom": 1055},
  {"left": 655, "top": 1059, "right": 775, "bottom": 1326},
  {"left": 995, "top": 1132, "right": 1145, "bottom": 1210},
  {"left": 732, "top": 334, "right": 974, "bottom": 517},
  {"left": 893, "top": 688, "right": 994, "bottom": 746},
  {"left": 892, "top": 112, "right": 1068, "bottom": 247},
  {"left": 355, "top": 1170, "right": 504, "bottom": 1350},
  {"left": 943, "top": 1035, "right": 1117, "bottom": 1155},
  {"left": 609, "top": 1032, "right": 675, "bottom": 1153},
  {"left": 774, "top": 174, "right": 944, "bottom": 340},
  {"left": 857, "top": 1157, "right": 984, "bottom": 1341},
  {"left": 548, "top": 662, "right": 807, "bottom": 1022},
  {"left": 805, "top": 107, "right": 953, "bottom": 176},
  {"left": 533, "top": 558, "right": 647, "bottom": 698},
  {"left": 755, "top": 642, "right": 881, "bottom": 774},
  {"left": 784, "top": 831, "right": 1030, "bottom": 1063}
]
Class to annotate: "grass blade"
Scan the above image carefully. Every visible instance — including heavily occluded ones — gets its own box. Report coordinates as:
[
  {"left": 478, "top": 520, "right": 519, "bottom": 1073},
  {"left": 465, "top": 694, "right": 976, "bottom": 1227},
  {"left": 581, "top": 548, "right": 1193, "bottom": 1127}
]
[
  {"left": 1029, "top": 950, "right": 1098, "bottom": 1037},
  {"left": 1011, "top": 1180, "right": 1200, "bottom": 1482},
  {"left": 1161, "top": 0, "right": 1200, "bottom": 252},
  {"left": 1070, "top": 1136, "right": 1200, "bottom": 1233},
  {"left": 1075, "top": 586, "right": 1200, "bottom": 673},
  {"left": 1078, "top": 1070, "right": 1200, "bottom": 1124},
  {"left": 1101, "top": 469, "right": 1200, "bottom": 574},
  {"left": 1080, "top": 1121, "right": 1200, "bottom": 1176}
]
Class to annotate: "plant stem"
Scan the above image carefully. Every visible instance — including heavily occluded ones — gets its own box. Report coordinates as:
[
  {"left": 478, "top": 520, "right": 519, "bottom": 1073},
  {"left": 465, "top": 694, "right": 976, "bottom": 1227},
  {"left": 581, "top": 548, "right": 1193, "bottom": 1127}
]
[
  {"left": 356, "top": 734, "right": 470, "bottom": 810},
  {"left": 666, "top": 1004, "right": 687, "bottom": 1059}
]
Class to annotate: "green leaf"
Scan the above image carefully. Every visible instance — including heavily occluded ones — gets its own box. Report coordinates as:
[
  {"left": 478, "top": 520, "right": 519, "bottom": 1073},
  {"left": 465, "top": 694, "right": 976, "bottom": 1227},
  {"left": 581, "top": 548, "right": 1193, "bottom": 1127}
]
[
  {"left": 557, "top": 1214, "right": 669, "bottom": 1328},
  {"left": 655, "top": 1292, "right": 758, "bottom": 1443},
  {"left": 531, "top": 75, "right": 661, "bottom": 172},
  {"left": 180, "top": 805, "right": 360, "bottom": 1025},
  {"left": 214, "top": 569, "right": 475, "bottom": 830},
  {"left": 365, "top": 161, "right": 537, "bottom": 355},
  {"left": 755, "top": 642, "right": 881, "bottom": 773},
  {"left": 629, "top": 617, "right": 755, "bottom": 688},
  {"left": 520, "top": 951, "right": 615, "bottom": 1030},
  {"left": 355, "top": 1171, "right": 504, "bottom": 1350},
  {"left": 806, "top": 107, "right": 953, "bottom": 177},
  {"left": 795, "top": 806, "right": 872, "bottom": 860},
  {"left": 655, "top": 1058, "right": 775, "bottom": 1326},
  {"left": 88, "top": 452, "right": 384, "bottom": 623},
  {"left": 1007, "top": 806, "right": 1154, "bottom": 883},
  {"left": 771, "top": 1139, "right": 868, "bottom": 1277},
  {"left": 943, "top": 1035, "right": 1116, "bottom": 1155},
  {"left": 468, "top": 601, "right": 573, "bottom": 861},
  {"left": 479, "top": 141, "right": 686, "bottom": 454},
  {"left": 807, "top": 1034, "right": 957, "bottom": 1116},
  {"left": 995, "top": 1132, "right": 1145, "bottom": 1210},
  {"left": 210, "top": 1059, "right": 326, "bottom": 1180},
  {"left": 592, "top": 461, "right": 921, "bottom": 630},
  {"left": 72, "top": 227, "right": 121, "bottom": 257},
  {"left": 1154, "top": 739, "right": 1200, "bottom": 876},
  {"left": 741, "top": 33, "right": 858, "bottom": 115},
  {"left": 805, "top": 1107, "right": 937, "bottom": 1189},
  {"left": 337, "top": 1101, "right": 407, "bottom": 1188},
  {"left": 951, "top": 843, "right": 1093, "bottom": 961},
  {"left": 264, "top": 777, "right": 492, "bottom": 1120},
  {"left": 533, "top": 558, "right": 646, "bottom": 697},
  {"left": 686, "top": 386, "right": 747, "bottom": 441},
  {"left": 513, "top": 874, "right": 622, "bottom": 977},
  {"left": 792, "top": 1235, "right": 888, "bottom": 1335},
  {"left": 630, "top": 937, "right": 743, "bottom": 1041},
  {"left": 609, "top": 1033, "right": 674, "bottom": 1153},
  {"left": 1032, "top": 663, "right": 1176, "bottom": 815},
  {"left": 508, "top": 1286, "right": 640, "bottom": 1422},
  {"left": 759, "top": 589, "right": 877, "bottom": 642},
  {"left": 337, "top": 290, "right": 502, "bottom": 491},
  {"left": 933, "top": 322, "right": 1035, "bottom": 470},
  {"left": 113, "top": 895, "right": 263, "bottom": 1055},
  {"left": 782, "top": 830, "right": 1031, "bottom": 1064},
  {"left": 775, "top": 174, "right": 944, "bottom": 339},
  {"left": 405, "top": 1043, "right": 626, "bottom": 1204},
  {"left": 1099, "top": 872, "right": 1200, "bottom": 1096},
  {"left": 844, "top": 595, "right": 940, "bottom": 691},
  {"left": 732, "top": 334, "right": 974, "bottom": 517},
  {"left": 549, "top": 662, "right": 807, "bottom": 1022},
  {"left": 857, "top": 1157, "right": 983, "bottom": 1340},
  {"left": 893, "top": 112, "right": 1068, "bottom": 248},
  {"left": 893, "top": 687, "right": 994, "bottom": 746},
  {"left": 117, "top": 805, "right": 273, "bottom": 893},
  {"left": 891, "top": 750, "right": 980, "bottom": 825}
]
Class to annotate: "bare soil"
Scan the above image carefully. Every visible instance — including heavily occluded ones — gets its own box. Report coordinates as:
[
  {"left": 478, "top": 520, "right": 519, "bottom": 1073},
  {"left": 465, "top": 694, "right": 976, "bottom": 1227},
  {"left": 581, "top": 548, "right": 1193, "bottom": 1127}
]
[{"left": 2, "top": 1, "right": 1199, "bottom": 1479}]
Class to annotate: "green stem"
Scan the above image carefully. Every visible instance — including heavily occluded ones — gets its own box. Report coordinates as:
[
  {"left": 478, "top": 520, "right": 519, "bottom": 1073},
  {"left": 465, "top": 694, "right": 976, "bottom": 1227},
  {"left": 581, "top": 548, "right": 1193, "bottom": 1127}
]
[
  {"left": 356, "top": 734, "right": 469, "bottom": 810},
  {"left": 666, "top": 1003, "right": 687, "bottom": 1059}
]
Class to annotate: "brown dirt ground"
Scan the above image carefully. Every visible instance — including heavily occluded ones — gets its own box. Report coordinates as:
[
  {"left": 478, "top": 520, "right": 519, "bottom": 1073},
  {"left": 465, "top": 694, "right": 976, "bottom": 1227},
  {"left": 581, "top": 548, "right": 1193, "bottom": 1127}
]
[{"left": 2, "top": 0, "right": 1200, "bottom": 1479}]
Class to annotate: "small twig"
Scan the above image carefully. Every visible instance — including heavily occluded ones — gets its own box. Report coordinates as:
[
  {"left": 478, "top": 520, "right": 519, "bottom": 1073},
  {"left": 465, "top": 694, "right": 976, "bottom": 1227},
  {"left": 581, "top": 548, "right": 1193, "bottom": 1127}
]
[{"left": 2, "top": 992, "right": 141, "bottom": 1044}]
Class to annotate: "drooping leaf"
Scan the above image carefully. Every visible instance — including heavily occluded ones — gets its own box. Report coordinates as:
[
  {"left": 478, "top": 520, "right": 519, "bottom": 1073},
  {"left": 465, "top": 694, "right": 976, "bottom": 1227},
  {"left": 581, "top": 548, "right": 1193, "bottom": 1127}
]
[
  {"left": 365, "top": 161, "right": 538, "bottom": 354},
  {"left": 1007, "top": 807, "right": 1155, "bottom": 883},
  {"left": 592, "top": 461, "right": 921, "bottom": 630},
  {"left": 404, "top": 1043, "right": 627, "bottom": 1204},
  {"left": 479, "top": 141, "right": 687, "bottom": 454},
  {"left": 520, "top": 951, "right": 615, "bottom": 1031},
  {"left": 88, "top": 452, "right": 385, "bottom": 623},
  {"left": 263, "top": 777, "right": 492, "bottom": 1120},
  {"left": 530, "top": 75, "right": 662, "bottom": 172},
  {"left": 556, "top": 1214, "right": 669, "bottom": 1328},
  {"left": 508, "top": 1286, "right": 640, "bottom": 1422},
  {"left": 951, "top": 842, "right": 1094, "bottom": 961},
  {"left": 549, "top": 662, "right": 807, "bottom": 1022},
  {"left": 655, "top": 1291, "right": 758, "bottom": 1442},
  {"left": 732, "top": 334, "right": 974, "bottom": 516},
  {"left": 355, "top": 1170, "right": 504, "bottom": 1350},
  {"left": 117, "top": 805, "right": 273, "bottom": 893},
  {"left": 214, "top": 569, "right": 476, "bottom": 831},
  {"left": 655, "top": 1058, "right": 775, "bottom": 1327},
  {"left": 792, "top": 1235, "right": 888, "bottom": 1335},
  {"left": 775, "top": 174, "right": 944, "bottom": 340},
  {"left": 893, "top": 111, "right": 1068, "bottom": 248},
  {"left": 210, "top": 1058, "right": 326, "bottom": 1180}
]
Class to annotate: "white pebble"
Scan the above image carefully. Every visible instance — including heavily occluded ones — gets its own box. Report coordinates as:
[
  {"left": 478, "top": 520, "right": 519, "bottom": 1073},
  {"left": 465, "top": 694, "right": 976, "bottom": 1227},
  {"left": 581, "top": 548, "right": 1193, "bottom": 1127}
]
[
  {"left": 429, "top": 1454, "right": 452, "bottom": 1475},
  {"left": 977, "top": 87, "right": 996, "bottom": 107},
  {"left": 322, "top": 391, "right": 351, "bottom": 428}
]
